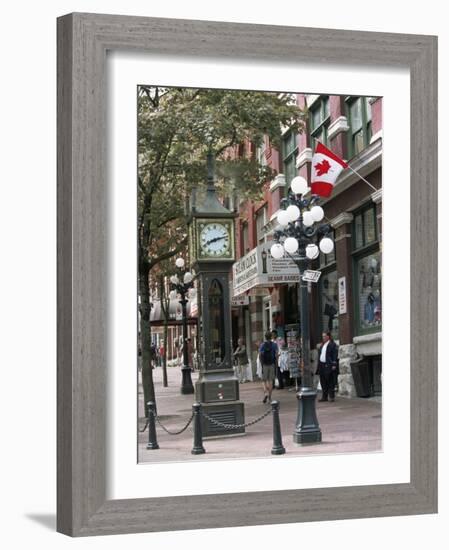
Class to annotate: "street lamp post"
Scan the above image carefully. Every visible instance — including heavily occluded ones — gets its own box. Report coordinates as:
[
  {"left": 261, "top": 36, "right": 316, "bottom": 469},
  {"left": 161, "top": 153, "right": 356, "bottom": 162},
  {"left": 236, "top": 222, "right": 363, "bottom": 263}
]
[
  {"left": 170, "top": 258, "right": 195, "bottom": 395},
  {"left": 270, "top": 175, "right": 335, "bottom": 444}
]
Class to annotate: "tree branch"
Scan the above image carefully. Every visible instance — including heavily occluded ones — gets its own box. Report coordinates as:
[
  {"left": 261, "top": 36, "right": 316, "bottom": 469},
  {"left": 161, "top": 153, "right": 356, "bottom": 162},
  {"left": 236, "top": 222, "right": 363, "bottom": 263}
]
[{"left": 149, "top": 237, "right": 188, "bottom": 270}]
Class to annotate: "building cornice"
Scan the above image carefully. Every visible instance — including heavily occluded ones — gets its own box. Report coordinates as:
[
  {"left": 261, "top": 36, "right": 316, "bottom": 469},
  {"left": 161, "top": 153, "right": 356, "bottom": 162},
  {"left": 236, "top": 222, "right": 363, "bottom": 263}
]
[
  {"left": 269, "top": 174, "right": 286, "bottom": 192},
  {"left": 330, "top": 212, "right": 354, "bottom": 229},
  {"left": 370, "top": 130, "right": 383, "bottom": 144},
  {"left": 371, "top": 189, "right": 382, "bottom": 204},
  {"left": 327, "top": 116, "right": 349, "bottom": 140},
  {"left": 295, "top": 147, "right": 312, "bottom": 168}
]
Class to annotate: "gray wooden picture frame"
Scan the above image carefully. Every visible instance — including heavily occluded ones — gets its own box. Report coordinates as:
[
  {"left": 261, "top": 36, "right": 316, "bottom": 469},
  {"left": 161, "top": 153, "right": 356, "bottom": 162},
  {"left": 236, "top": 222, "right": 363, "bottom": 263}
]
[{"left": 57, "top": 12, "right": 438, "bottom": 537}]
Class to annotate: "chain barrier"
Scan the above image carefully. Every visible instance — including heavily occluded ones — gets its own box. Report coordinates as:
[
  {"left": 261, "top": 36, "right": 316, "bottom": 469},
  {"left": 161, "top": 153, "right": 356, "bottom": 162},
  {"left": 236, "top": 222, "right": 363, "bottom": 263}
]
[
  {"left": 200, "top": 407, "right": 272, "bottom": 430},
  {"left": 139, "top": 419, "right": 149, "bottom": 433},
  {"left": 154, "top": 411, "right": 195, "bottom": 436}
]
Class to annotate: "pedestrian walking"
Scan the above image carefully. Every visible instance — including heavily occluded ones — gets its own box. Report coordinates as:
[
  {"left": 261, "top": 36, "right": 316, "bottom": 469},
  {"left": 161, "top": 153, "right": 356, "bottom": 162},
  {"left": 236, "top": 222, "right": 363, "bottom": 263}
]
[
  {"left": 150, "top": 343, "right": 157, "bottom": 367},
  {"left": 259, "top": 331, "right": 278, "bottom": 403},
  {"left": 159, "top": 341, "right": 165, "bottom": 364},
  {"left": 271, "top": 330, "right": 284, "bottom": 389},
  {"left": 316, "top": 331, "right": 339, "bottom": 402},
  {"left": 233, "top": 338, "right": 249, "bottom": 383}
]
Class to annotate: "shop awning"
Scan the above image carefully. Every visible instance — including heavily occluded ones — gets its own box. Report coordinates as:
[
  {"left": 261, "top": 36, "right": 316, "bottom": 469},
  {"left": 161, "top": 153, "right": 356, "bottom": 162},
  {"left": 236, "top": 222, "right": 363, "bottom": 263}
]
[
  {"left": 149, "top": 297, "right": 197, "bottom": 326},
  {"left": 232, "top": 243, "right": 301, "bottom": 297}
]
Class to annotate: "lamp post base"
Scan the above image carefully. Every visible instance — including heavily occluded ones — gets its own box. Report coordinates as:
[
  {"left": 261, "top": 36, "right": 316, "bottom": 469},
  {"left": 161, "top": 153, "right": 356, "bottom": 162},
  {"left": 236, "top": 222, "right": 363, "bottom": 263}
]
[
  {"left": 293, "top": 386, "right": 322, "bottom": 444},
  {"left": 180, "top": 366, "right": 194, "bottom": 395}
]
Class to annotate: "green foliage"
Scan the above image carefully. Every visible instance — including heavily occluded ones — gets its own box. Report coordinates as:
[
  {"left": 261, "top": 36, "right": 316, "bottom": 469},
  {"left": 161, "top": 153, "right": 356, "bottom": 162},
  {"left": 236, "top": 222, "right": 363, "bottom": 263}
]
[{"left": 137, "top": 85, "right": 306, "bottom": 271}]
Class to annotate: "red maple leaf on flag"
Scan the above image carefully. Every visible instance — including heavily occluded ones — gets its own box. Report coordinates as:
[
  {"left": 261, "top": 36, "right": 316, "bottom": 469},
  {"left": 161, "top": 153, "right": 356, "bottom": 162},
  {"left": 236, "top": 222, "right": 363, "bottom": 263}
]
[{"left": 314, "top": 159, "right": 331, "bottom": 176}]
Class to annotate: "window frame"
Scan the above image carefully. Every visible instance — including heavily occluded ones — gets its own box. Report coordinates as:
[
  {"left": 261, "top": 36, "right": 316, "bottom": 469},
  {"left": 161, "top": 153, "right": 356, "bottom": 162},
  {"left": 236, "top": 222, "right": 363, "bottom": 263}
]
[
  {"left": 309, "top": 96, "right": 330, "bottom": 151},
  {"left": 345, "top": 96, "right": 373, "bottom": 159},
  {"left": 351, "top": 202, "right": 381, "bottom": 336},
  {"left": 281, "top": 129, "right": 298, "bottom": 186},
  {"left": 255, "top": 204, "right": 268, "bottom": 245}
]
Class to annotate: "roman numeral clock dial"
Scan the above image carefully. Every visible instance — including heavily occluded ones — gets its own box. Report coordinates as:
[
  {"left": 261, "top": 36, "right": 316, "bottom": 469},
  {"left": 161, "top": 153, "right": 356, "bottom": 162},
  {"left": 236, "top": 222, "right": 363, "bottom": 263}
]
[{"left": 199, "top": 222, "right": 231, "bottom": 258}]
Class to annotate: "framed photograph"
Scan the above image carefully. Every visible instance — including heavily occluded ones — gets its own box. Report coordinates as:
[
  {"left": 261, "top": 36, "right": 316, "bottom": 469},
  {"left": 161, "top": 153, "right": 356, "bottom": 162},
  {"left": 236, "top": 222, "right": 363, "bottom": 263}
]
[{"left": 57, "top": 13, "right": 437, "bottom": 536}]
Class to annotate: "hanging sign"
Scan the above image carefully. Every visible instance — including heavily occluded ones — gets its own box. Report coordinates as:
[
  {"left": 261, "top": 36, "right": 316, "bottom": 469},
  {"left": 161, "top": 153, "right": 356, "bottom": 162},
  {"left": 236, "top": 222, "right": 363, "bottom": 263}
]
[
  {"left": 232, "top": 243, "right": 300, "bottom": 296},
  {"left": 302, "top": 270, "right": 321, "bottom": 283}
]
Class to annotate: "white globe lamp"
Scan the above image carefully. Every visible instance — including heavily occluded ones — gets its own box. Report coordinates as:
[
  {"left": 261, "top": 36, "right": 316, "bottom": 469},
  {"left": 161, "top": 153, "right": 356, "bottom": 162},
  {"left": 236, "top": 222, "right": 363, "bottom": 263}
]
[
  {"left": 284, "top": 237, "right": 299, "bottom": 254},
  {"left": 303, "top": 211, "right": 314, "bottom": 227},
  {"left": 277, "top": 209, "right": 290, "bottom": 227},
  {"left": 319, "top": 237, "right": 334, "bottom": 254},
  {"left": 286, "top": 204, "right": 300, "bottom": 222},
  {"left": 290, "top": 176, "right": 308, "bottom": 195},
  {"left": 310, "top": 205, "right": 324, "bottom": 222},
  {"left": 183, "top": 272, "right": 193, "bottom": 284},
  {"left": 175, "top": 257, "right": 185, "bottom": 268},
  {"left": 270, "top": 243, "right": 284, "bottom": 259},
  {"left": 170, "top": 275, "right": 179, "bottom": 285}
]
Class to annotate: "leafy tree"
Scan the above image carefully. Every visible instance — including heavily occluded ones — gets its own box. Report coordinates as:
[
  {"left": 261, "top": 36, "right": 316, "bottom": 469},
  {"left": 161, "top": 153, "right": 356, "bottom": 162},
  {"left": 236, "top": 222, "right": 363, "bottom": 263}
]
[{"left": 138, "top": 86, "right": 306, "bottom": 416}]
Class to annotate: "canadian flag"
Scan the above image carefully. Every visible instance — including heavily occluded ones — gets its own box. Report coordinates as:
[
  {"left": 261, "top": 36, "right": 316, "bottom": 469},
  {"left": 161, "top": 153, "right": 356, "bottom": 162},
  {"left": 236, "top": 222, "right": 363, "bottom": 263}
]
[{"left": 311, "top": 142, "right": 348, "bottom": 197}]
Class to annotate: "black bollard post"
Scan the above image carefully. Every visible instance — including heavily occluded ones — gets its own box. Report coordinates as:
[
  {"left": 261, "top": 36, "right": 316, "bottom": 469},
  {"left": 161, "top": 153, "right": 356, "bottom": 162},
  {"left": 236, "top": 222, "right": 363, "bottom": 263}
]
[
  {"left": 191, "top": 402, "right": 206, "bottom": 455},
  {"left": 146, "top": 401, "right": 159, "bottom": 450},
  {"left": 271, "top": 400, "right": 286, "bottom": 455}
]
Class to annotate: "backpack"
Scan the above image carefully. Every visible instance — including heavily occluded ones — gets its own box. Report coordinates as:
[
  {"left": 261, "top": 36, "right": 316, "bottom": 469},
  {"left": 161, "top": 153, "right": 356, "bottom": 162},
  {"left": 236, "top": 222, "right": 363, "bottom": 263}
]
[{"left": 261, "top": 341, "right": 274, "bottom": 365}]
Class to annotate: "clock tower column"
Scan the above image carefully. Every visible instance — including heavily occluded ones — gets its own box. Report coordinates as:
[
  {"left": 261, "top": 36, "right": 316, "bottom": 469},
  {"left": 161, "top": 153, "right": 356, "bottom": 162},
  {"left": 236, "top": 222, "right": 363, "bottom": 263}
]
[{"left": 188, "top": 153, "right": 245, "bottom": 438}]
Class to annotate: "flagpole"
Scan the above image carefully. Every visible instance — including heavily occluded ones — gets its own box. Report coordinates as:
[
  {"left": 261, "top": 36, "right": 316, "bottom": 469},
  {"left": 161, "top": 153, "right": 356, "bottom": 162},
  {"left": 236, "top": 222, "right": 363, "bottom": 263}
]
[
  {"left": 313, "top": 139, "right": 379, "bottom": 194},
  {"left": 345, "top": 164, "right": 378, "bottom": 192}
]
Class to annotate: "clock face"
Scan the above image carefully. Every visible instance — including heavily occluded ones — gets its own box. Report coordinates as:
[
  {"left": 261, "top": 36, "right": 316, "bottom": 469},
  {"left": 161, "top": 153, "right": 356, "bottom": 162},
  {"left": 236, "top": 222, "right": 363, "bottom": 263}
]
[{"left": 199, "top": 222, "right": 231, "bottom": 257}]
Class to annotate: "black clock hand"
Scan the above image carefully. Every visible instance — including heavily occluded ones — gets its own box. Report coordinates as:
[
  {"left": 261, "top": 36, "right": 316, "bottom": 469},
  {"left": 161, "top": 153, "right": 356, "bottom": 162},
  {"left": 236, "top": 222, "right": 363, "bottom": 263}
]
[{"left": 206, "top": 235, "right": 226, "bottom": 245}]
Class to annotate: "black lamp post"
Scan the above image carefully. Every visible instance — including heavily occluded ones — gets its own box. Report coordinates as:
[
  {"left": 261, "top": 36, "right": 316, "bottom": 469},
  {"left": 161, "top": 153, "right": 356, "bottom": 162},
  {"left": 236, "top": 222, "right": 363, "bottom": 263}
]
[
  {"left": 170, "top": 258, "right": 195, "bottom": 395},
  {"left": 270, "top": 175, "right": 335, "bottom": 444}
]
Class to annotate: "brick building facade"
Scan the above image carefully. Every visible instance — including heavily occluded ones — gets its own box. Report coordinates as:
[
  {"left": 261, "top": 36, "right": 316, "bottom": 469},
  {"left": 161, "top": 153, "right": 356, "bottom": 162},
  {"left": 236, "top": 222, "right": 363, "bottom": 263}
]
[{"left": 232, "top": 94, "right": 383, "bottom": 397}]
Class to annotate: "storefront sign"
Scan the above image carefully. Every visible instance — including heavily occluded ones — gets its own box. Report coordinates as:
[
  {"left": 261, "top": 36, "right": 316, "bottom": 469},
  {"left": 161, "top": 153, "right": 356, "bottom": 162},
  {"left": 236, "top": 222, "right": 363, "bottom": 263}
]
[
  {"left": 232, "top": 243, "right": 301, "bottom": 296},
  {"left": 302, "top": 270, "right": 321, "bottom": 283},
  {"left": 231, "top": 294, "right": 249, "bottom": 307},
  {"left": 338, "top": 276, "right": 347, "bottom": 314}
]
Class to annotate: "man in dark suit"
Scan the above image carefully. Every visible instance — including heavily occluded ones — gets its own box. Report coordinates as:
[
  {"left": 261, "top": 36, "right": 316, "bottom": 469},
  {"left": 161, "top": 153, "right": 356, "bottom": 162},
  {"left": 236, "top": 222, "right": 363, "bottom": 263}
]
[{"left": 316, "top": 331, "right": 339, "bottom": 402}]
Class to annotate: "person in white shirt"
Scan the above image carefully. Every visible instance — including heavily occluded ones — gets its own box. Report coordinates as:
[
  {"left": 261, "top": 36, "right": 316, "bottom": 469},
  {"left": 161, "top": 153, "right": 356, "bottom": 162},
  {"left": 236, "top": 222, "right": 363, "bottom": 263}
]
[{"left": 316, "top": 331, "right": 339, "bottom": 402}]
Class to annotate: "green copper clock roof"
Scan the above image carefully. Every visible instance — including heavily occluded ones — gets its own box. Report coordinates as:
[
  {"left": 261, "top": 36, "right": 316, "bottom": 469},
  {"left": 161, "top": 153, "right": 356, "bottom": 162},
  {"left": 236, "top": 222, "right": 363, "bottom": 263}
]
[{"left": 194, "top": 152, "right": 231, "bottom": 214}]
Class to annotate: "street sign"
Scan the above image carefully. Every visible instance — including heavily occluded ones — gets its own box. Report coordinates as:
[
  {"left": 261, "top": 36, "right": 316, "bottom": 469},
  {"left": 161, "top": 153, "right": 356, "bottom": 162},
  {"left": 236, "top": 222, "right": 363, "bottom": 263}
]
[{"left": 302, "top": 270, "right": 321, "bottom": 283}]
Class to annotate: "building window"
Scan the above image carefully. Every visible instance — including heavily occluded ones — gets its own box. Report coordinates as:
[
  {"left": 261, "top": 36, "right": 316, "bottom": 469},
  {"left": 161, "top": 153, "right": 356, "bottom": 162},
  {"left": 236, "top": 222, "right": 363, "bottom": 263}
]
[
  {"left": 352, "top": 203, "right": 381, "bottom": 335},
  {"left": 355, "top": 252, "right": 382, "bottom": 332},
  {"left": 282, "top": 130, "right": 298, "bottom": 186},
  {"left": 353, "top": 205, "right": 377, "bottom": 249},
  {"left": 256, "top": 205, "right": 267, "bottom": 245},
  {"left": 256, "top": 140, "right": 267, "bottom": 167},
  {"left": 241, "top": 221, "right": 249, "bottom": 254},
  {"left": 346, "top": 96, "right": 373, "bottom": 157},
  {"left": 319, "top": 270, "right": 339, "bottom": 338},
  {"left": 310, "top": 96, "right": 330, "bottom": 150}
]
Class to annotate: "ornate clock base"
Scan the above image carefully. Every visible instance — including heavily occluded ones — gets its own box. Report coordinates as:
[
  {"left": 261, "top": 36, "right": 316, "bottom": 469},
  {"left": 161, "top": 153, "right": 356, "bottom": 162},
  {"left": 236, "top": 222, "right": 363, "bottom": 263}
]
[{"left": 199, "top": 401, "right": 245, "bottom": 439}]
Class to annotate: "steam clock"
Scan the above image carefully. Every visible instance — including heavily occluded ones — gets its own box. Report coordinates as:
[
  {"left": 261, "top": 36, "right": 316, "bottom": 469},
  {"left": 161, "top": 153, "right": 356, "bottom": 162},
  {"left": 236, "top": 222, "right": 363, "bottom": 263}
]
[{"left": 188, "top": 153, "right": 245, "bottom": 437}]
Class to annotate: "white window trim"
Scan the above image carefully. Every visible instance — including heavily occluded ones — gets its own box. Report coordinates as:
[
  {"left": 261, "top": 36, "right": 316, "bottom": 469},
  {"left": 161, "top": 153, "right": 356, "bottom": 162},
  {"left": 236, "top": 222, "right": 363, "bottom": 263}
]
[
  {"left": 327, "top": 115, "right": 350, "bottom": 140},
  {"left": 295, "top": 147, "right": 312, "bottom": 168},
  {"left": 269, "top": 173, "right": 286, "bottom": 191},
  {"left": 305, "top": 94, "right": 320, "bottom": 108}
]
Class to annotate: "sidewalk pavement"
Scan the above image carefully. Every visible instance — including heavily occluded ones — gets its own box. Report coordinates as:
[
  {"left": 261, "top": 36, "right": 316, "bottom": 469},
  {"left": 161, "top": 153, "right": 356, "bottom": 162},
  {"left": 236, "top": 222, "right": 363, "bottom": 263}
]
[{"left": 138, "top": 365, "right": 382, "bottom": 463}]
